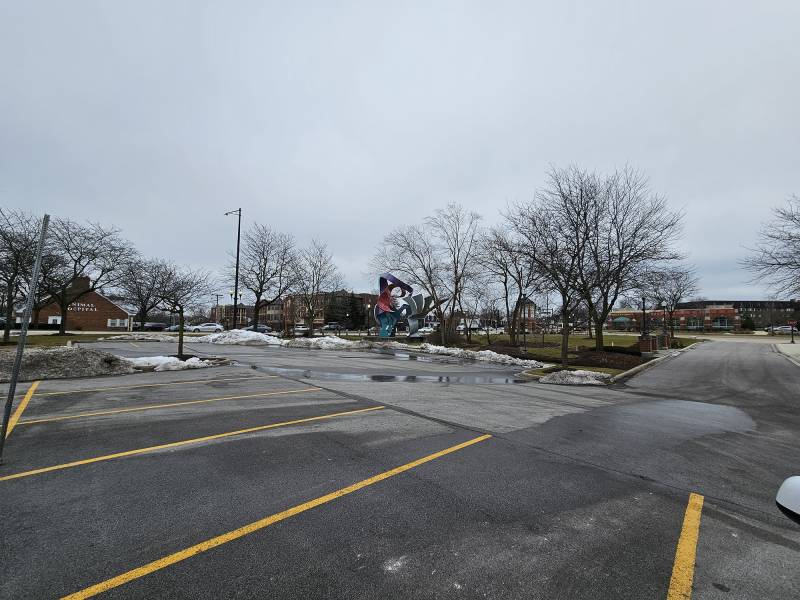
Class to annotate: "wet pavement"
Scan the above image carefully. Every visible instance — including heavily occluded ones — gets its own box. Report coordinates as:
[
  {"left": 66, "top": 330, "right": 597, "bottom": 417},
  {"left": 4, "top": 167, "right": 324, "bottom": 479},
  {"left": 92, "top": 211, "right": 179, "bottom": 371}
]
[{"left": 0, "top": 339, "right": 798, "bottom": 599}]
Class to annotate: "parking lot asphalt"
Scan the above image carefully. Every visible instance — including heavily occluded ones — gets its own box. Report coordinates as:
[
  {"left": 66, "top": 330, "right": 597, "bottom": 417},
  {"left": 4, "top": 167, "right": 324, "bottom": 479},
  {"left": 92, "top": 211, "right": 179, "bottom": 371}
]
[{"left": 1, "top": 339, "right": 799, "bottom": 599}]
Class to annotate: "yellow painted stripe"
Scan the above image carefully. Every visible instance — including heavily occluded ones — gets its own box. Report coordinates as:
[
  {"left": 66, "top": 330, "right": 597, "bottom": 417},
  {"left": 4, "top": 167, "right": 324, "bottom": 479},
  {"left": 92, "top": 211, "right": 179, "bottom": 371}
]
[
  {"left": 667, "top": 492, "right": 704, "bottom": 600},
  {"left": 0, "top": 406, "right": 385, "bottom": 483},
  {"left": 18, "top": 387, "right": 322, "bottom": 426},
  {"left": 5, "top": 381, "right": 40, "bottom": 438},
  {"left": 33, "top": 375, "right": 279, "bottom": 397},
  {"left": 61, "top": 433, "right": 492, "bottom": 599}
]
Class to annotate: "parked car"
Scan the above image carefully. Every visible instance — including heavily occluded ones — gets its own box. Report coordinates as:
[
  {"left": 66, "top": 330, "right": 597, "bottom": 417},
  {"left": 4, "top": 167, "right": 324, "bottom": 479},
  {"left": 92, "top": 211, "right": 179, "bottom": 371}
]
[
  {"left": 293, "top": 324, "right": 310, "bottom": 335},
  {"left": 243, "top": 324, "right": 272, "bottom": 333},
  {"left": 134, "top": 322, "right": 168, "bottom": 331},
  {"left": 777, "top": 476, "right": 800, "bottom": 525},
  {"left": 165, "top": 324, "right": 182, "bottom": 332},
  {"left": 418, "top": 326, "right": 435, "bottom": 334},
  {"left": 766, "top": 325, "right": 798, "bottom": 334},
  {"left": 190, "top": 322, "right": 224, "bottom": 333},
  {"left": 321, "top": 322, "right": 342, "bottom": 332}
]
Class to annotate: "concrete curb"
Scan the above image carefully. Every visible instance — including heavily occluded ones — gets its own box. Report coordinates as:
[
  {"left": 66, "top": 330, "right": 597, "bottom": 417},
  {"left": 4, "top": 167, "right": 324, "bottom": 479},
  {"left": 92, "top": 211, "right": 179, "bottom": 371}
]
[
  {"left": 514, "top": 370, "right": 542, "bottom": 381},
  {"left": 774, "top": 343, "right": 800, "bottom": 368},
  {"left": 609, "top": 355, "right": 668, "bottom": 384},
  {"left": 609, "top": 342, "right": 701, "bottom": 384}
]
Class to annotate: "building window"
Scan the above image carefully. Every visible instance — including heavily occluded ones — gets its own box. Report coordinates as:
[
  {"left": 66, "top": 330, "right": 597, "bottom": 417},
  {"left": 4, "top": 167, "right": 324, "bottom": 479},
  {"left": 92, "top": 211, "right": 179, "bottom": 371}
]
[
  {"left": 48, "top": 316, "right": 62, "bottom": 325},
  {"left": 107, "top": 318, "right": 128, "bottom": 328}
]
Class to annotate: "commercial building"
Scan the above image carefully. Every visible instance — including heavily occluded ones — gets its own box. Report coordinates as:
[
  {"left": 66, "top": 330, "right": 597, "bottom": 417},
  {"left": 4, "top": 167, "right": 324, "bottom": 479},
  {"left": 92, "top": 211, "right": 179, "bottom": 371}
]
[
  {"left": 27, "top": 277, "right": 134, "bottom": 331},
  {"left": 211, "top": 292, "right": 379, "bottom": 330},
  {"left": 677, "top": 299, "right": 800, "bottom": 329},
  {"left": 607, "top": 299, "right": 800, "bottom": 332},
  {"left": 211, "top": 299, "right": 284, "bottom": 330}
]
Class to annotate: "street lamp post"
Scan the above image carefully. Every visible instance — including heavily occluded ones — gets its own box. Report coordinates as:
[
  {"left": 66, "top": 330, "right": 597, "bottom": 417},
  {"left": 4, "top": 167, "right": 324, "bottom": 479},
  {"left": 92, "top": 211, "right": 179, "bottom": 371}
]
[
  {"left": 224, "top": 208, "right": 242, "bottom": 329},
  {"left": 366, "top": 303, "right": 371, "bottom": 336}
]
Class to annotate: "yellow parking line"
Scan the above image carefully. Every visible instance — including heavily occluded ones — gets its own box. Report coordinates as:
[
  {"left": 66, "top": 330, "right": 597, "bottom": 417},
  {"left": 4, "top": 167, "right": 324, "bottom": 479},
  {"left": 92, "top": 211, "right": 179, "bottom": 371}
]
[
  {"left": 667, "top": 492, "right": 704, "bottom": 600},
  {"left": 33, "top": 375, "right": 279, "bottom": 397},
  {"left": 18, "top": 387, "right": 322, "bottom": 426},
  {"left": 61, "top": 433, "right": 492, "bottom": 599},
  {"left": 5, "top": 381, "right": 40, "bottom": 438},
  {"left": 0, "top": 406, "right": 385, "bottom": 483}
]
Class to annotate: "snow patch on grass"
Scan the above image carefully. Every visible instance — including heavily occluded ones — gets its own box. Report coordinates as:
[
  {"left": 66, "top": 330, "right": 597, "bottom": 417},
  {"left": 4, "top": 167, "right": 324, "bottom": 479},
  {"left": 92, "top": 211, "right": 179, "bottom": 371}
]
[
  {"left": 188, "top": 331, "right": 546, "bottom": 367},
  {"left": 125, "top": 355, "right": 213, "bottom": 372},
  {"left": 101, "top": 333, "right": 175, "bottom": 343},
  {"left": 191, "top": 330, "right": 283, "bottom": 346}
]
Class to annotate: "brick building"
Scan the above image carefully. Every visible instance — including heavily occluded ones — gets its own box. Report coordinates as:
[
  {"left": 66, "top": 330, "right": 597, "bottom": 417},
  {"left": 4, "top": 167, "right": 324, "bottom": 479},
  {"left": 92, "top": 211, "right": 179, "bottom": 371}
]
[
  {"left": 677, "top": 299, "right": 800, "bottom": 329},
  {"left": 607, "top": 303, "right": 739, "bottom": 332},
  {"left": 211, "top": 299, "right": 285, "bottom": 330},
  {"left": 30, "top": 278, "right": 134, "bottom": 331},
  {"left": 283, "top": 291, "right": 378, "bottom": 330}
]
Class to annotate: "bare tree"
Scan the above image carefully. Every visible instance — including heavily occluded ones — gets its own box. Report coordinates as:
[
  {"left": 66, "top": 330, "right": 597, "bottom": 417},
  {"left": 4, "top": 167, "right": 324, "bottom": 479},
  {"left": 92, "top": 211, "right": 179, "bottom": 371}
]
[
  {"left": 39, "top": 219, "right": 135, "bottom": 334},
  {"left": 426, "top": 204, "right": 482, "bottom": 343},
  {"left": 117, "top": 258, "right": 168, "bottom": 330},
  {"left": 292, "top": 240, "right": 343, "bottom": 334},
  {"left": 650, "top": 266, "right": 700, "bottom": 337},
  {"left": 372, "top": 224, "right": 447, "bottom": 339},
  {"left": 510, "top": 170, "right": 592, "bottom": 365},
  {"left": 0, "top": 209, "right": 39, "bottom": 341},
  {"left": 576, "top": 166, "right": 683, "bottom": 350},
  {"left": 156, "top": 263, "right": 213, "bottom": 356},
  {"left": 477, "top": 227, "right": 538, "bottom": 345},
  {"left": 743, "top": 194, "right": 800, "bottom": 297},
  {"left": 233, "top": 224, "right": 296, "bottom": 327},
  {"left": 371, "top": 204, "right": 479, "bottom": 345}
]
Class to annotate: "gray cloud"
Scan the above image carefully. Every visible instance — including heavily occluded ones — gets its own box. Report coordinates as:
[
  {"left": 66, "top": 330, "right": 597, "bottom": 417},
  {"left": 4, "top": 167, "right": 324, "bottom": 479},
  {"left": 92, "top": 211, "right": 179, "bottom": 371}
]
[{"left": 2, "top": 1, "right": 798, "bottom": 299}]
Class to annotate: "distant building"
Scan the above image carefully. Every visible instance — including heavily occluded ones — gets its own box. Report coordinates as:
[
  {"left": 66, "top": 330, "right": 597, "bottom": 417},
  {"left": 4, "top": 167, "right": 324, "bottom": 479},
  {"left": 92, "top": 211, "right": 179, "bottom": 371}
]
[
  {"left": 607, "top": 299, "right": 800, "bottom": 332},
  {"left": 211, "top": 299, "right": 284, "bottom": 330},
  {"left": 677, "top": 300, "right": 800, "bottom": 329},
  {"left": 27, "top": 277, "right": 134, "bottom": 331},
  {"left": 211, "top": 292, "right": 379, "bottom": 330}
]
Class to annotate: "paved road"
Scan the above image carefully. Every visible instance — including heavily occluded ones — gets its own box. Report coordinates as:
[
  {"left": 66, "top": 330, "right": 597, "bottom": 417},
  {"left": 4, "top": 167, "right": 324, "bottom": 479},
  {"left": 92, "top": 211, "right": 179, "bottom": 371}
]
[{"left": 1, "top": 339, "right": 798, "bottom": 599}]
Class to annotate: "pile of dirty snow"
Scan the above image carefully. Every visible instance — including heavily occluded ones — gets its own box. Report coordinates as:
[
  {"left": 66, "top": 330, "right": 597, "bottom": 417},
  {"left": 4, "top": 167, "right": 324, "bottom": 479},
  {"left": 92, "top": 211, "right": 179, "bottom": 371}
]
[
  {"left": 186, "top": 330, "right": 547, "bottom": 368},
  {"left": 190, "top": 330, "right": 283, "bottom": 346},
  {"left": 101, "top": 333, "right": 175, "bottom": 343},
  {"left": 284, "top": 336, "right": 353, "bottom": 350},
  {"left": 125, "top": 356, "right": 213, "bottom": 372},
  {"left": 538, "top": 369, "right": 611, "bottom": 386},
  {"left": 0, "top": 346, "right": 135, "bottom": 382},
  {"left": 415, "top": 343, "right": 546, "bottom": 368}
]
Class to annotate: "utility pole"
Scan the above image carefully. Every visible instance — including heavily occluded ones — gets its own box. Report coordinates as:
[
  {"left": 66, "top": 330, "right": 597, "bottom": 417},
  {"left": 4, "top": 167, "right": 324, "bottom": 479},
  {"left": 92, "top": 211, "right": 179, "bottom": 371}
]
[
  {"left": 0, "top": 214, "right": 49, "bottom": 463},
  {"left": 224, "top": 208, "right": 242, "bottom": 329},
  {"left": 213, "top": 294, "right": 223, "bottom": 323}
]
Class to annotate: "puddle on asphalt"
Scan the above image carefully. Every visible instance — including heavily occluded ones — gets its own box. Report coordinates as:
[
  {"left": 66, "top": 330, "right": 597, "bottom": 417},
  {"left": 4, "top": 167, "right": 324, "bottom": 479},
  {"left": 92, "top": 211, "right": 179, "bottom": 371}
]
[{"left": 250, "top": 366, "right": 527, "bottom": 384}]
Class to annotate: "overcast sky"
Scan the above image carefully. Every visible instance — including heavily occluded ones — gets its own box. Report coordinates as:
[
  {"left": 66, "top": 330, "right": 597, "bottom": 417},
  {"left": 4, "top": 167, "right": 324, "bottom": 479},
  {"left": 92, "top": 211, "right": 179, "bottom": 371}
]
[{"left": 2, "top": 1, "right": 798, "bottom": 301}]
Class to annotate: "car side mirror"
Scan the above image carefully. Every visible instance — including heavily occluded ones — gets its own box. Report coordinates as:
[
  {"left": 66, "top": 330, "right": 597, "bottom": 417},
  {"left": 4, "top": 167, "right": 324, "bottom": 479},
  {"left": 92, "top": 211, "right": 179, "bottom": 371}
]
[{"left": 776, "top": 476, "right": 800, "bottom": 525}]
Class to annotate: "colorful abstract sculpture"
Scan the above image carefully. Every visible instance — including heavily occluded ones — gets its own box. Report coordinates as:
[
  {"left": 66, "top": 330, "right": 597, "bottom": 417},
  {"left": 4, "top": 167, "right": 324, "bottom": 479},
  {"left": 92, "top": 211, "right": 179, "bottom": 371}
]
[{"left": 374, "top": 273, "right": 436, "bottom": 338}]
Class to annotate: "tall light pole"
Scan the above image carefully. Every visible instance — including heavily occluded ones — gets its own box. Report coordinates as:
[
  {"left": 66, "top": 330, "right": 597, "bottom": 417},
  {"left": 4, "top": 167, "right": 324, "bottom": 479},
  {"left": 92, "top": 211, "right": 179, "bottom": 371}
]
[{"left": 224, "top": 208, "right": 242, "bottom": 329}]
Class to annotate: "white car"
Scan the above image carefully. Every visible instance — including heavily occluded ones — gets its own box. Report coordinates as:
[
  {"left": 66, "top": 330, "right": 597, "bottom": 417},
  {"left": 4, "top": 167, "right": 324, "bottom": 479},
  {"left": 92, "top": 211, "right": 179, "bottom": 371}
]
[
  {"left": 767, "top": 325, "right": 798, "bottom": 334},
  {"left": 190, "top": 322, "right": 224, "bottom": 333},
  {"left": 417, "top": 326, "right": 435, "bottom": 334},
  {"left": 293, "top": 324, "right": 310, "bottom": 335}
]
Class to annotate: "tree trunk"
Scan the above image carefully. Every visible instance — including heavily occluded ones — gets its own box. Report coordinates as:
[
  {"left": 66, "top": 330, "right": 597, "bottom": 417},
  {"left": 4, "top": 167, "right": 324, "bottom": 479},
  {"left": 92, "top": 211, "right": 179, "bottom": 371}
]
[
  {"left": 594, "top": 320, "right": 604, "bottom": 350},
  {"left": 252, "top": 296, "right": 262, "bottom": 328},
  {"left": 139, "top": 312, "right": 147, "bottom": 331},
  {"left": 437, "top": 309, "right": 447, "bottom": 346},
  {"left": 3, "top": 287, "right": 14, "bottom": 342},
  {"left": 177, "top": 308, "right": 185, "bottom": 357},
  {"left": 560, "top": 307, "right": 570, "bottom": 366},
  {"left": 59, "top": 303, "right": 68, "bottom": 335}
]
